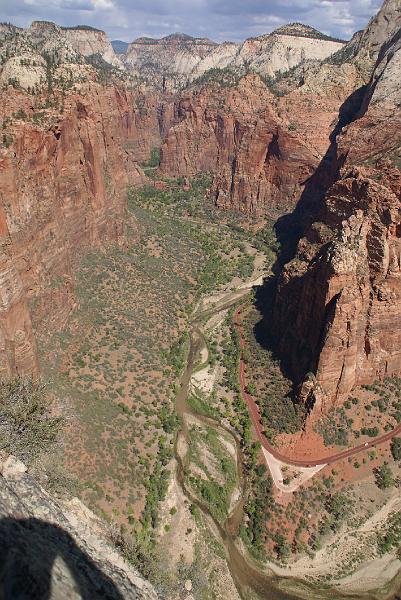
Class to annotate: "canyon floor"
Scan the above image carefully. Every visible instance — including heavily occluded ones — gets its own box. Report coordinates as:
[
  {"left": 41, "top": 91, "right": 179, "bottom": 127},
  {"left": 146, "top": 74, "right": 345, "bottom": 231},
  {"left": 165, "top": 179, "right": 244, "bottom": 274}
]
[{"left": 28, "top": 175, "right": 401, "bottom": 599}]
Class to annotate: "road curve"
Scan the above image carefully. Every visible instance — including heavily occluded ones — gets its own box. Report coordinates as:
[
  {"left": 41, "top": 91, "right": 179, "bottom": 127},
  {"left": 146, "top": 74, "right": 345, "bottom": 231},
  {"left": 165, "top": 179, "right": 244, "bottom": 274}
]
[{"left": 234, "top": 306, "right": 401, "bottom": 468}]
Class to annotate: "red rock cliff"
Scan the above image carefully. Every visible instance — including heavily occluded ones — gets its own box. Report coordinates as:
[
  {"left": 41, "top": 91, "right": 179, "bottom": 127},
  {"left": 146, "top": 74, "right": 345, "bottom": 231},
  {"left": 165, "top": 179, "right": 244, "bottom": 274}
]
[
  {"left": 272, "top": 26, "right": 401, "bottom": 411},
  {"left": 0, "top": 84, "right": 161, "bottom": 376},
  {"left": 160, "top": 75, "right": 323, "bottom": 217}
]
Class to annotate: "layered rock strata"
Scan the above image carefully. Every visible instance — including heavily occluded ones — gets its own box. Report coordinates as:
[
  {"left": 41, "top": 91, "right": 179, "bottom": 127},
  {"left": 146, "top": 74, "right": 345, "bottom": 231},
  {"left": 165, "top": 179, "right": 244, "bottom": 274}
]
[
  {"left": 272, "top": 14, "right": 401, "bottom": 410},
  {"left": 0, "top": 84, "right": 161, "bottom": 376}
]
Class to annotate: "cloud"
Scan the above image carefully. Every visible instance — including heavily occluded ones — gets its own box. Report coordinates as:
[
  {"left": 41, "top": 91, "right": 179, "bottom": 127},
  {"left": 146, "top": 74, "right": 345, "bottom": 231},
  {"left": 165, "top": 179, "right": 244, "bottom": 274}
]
[{"left": 0, "top": 0, "right": 382, "bottom": 42}]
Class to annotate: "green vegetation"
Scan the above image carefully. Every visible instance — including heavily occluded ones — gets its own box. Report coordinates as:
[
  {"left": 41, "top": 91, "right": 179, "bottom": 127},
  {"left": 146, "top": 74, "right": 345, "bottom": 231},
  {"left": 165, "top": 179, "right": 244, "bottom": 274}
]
[
  {"left": 129, "top": 176, "right": 259, "bottom": 295},
  {"left": 187, "top": 425, "right": 237, "bottom": 524},
  {"left": 0, "top": 377, "right": 63, "bottom": 464},
  {"left": 360, "top": 426, "right": 379, "bottom": 437},
  {"left": 141, "top": 146, "right": 161, "bottom": 169},
  {"left": 221, "top": 310, "right": 241, "bottom": 394},
  {"left": 37, "top": 178, "right": 224, "bottom": 529},
  {"left": 273, "top": 23, "right": 345, "bottom": 43},
  {"left": 241, "top": 466, "right": 276, "bottom": 560},
  {"left": 315, "top": 406, "right": 352, "bottom": 447},
  {"left": 374, "top": 463, "right": 395, "bottom": 490},
  {"left": 317, "top": 377, "right": 401, "bottom": 452},
  {"left": 362, "top": 377, "right": 401, "bottom": 424},
  {"left": 165, "top": 332, "right": 189, "bottom": 376},
  {"left": 378, "top": 511, "right": 401, "bottom": 555},
  {"left": 325, "top": 493, "right": 354, "bottom": 532},
  {"left": 192, "top": 67, "right": 242, "bottom": 88},
  {"left": 34, "top": 173, "right": 268, "bottom": 583},
  {"left": 391, "top": 438, "right": 401, "bottom": 461},
  {"left": 85, "top": 53, "right": 122, "bottom": 84},
  {"left": 188, "top": 389, "right": 220, "bottom": 420},
  {"left": 2, "top": 133, "right": 13, "bottom": 148},
  {"left": 242, "top": 306, "right": 305, "bottom": 442},
  {"left": 61, "top": 24, "right": 102, "bottom": 31},
  {"left": 142, "top": 459, "right": 169, "bottom": 529}
]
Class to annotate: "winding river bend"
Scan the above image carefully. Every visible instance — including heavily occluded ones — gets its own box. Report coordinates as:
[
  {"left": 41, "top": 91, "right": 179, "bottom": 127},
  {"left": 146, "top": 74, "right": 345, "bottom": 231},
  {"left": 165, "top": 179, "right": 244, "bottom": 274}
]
[{"left": 173, "top": 282, "right": 400, "bottom": 600}]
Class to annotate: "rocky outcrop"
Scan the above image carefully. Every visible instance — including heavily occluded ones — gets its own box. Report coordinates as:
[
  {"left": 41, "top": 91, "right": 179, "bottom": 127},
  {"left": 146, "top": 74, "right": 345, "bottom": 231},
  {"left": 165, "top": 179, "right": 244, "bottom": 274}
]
[
  {"left": 160, "top": 67, "right": 365, "bottom": 216},
  {"left": 272, "top": 9, "right": 401, "bottom": 410},
  {"left": 29, "top": 21, "right": 120, "bottom": 66},
  {"left": 0, "top": 454, "right": 158, "bottom": 599},
  {"left": 1, "top": 19, "right": 345, "bottom": 93},
  {"left": 211, "top": 107, "right": 318, "bottom": 216},
  {"left": 61, "top": 25, "right": 120, "bottom": 66},
  {"left": 231, "top": 25, "right": 344, "bottom": 80},
  {"left": 274, "top": 171, "right": 401, "bottom": 407},
  {"left": 356, "top": 0, "right": 401, "bottom": 59}
]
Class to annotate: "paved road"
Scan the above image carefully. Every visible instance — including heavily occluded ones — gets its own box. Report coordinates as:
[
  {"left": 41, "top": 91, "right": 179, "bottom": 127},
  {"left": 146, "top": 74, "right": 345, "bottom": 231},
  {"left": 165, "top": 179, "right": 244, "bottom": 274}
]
[{"left": 234, "top": 307, "right": 401, "bottom": 468}]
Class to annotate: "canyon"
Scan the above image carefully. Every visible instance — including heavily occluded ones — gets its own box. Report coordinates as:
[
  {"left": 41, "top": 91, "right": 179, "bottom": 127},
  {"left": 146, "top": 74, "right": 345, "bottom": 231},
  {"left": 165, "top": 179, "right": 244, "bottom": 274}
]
[{"left": 0, "top": 0, "right": 401, "bottom": 598}]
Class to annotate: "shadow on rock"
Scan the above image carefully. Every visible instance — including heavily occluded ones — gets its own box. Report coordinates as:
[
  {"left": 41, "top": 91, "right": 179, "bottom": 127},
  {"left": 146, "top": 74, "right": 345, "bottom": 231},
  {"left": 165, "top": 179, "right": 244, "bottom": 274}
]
[{"left": 0, "top": 517, "right": 124, "bottom": 600}]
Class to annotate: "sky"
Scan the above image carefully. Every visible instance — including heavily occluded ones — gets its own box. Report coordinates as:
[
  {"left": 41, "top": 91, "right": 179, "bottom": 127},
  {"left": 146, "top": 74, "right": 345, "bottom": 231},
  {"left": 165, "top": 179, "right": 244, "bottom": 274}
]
[{"left": 0, "top": 0, "right": 382, "bottom": 43}]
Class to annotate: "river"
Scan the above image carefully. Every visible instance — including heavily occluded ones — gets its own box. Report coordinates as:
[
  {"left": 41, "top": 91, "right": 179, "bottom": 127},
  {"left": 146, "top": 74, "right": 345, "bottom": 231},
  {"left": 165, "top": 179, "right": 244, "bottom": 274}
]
[{"left": 173, "top": 283, "right": 401, "bottom": 600}]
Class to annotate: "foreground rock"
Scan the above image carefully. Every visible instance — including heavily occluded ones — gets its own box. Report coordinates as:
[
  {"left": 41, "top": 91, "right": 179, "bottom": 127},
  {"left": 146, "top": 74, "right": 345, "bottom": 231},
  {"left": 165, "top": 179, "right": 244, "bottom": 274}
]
[{"left": 0, "top": 455, "right": 158, "bottom": 599}]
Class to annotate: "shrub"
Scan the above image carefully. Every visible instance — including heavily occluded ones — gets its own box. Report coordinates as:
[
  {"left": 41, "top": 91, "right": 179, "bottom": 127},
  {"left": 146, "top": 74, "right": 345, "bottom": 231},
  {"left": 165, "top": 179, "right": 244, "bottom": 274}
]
[
  {"left": 0, "top": 377, "right": 63, "bottom": 464},
  {"left": 361, "top": 426, "right": 379, "bottom": 437}
]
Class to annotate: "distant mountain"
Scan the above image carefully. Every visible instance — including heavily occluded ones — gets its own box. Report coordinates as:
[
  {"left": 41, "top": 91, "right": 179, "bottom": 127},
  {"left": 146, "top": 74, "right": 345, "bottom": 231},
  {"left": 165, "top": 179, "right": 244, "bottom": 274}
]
[
  {"left": 112, "top": 39, "right": 129, "bottom": 54},
  {"left": 123, "top": 26, "right": 345, "bottom": 91}
]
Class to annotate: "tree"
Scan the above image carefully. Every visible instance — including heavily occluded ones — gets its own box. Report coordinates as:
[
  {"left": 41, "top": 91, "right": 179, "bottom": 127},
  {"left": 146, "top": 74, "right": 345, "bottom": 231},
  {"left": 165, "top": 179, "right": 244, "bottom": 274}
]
[
  {"left": 275, "top": 533, "right": 291, "bottom": 560},
  {"left": 374, "top": 463, "right": 395, "bottom": 490},
  {"left": 391, "top": 438, "right": 401, "bottom": 461}
]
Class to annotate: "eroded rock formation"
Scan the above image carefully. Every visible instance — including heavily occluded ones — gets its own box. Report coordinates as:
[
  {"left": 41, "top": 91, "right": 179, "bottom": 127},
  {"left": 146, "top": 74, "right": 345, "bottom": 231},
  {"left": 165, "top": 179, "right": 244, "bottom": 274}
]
[
  {"left": 122, "top": 25, "right": 345, "bottom": 91},
  {"left": 0, "top": 82, "right": 161, "bottom": 376},
  {"left": 159, "top": 75, "right": 324, "bottom": 216},
  {"left": 272, "top": 8, "right": 401, "bottom": 411}
]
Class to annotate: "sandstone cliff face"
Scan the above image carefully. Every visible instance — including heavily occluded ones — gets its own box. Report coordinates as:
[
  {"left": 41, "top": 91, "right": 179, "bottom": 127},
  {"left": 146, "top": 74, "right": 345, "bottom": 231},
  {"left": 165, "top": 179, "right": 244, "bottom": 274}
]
[
  {"left": 0, "top": 455, "right": 158, "bottom": 599},
  {"left": 159, "top": 75, "right": 320, "bottom": 216},
  {"left": 356, "top": 0, "right": 401, "bottom": 58},
  {"left": 160, "top": 69, "right": 362, "bottom": 216},
  {"left": 274, "top": 171, "right": 400, "bottom": 404},
  {"left": 0, "top": 83, "right": 161, "bottom": 376},
  {"left": 272, "top": 14, "right": 401, "bottom": 409},
  {"left": 61, "top": 25, "right": 120, "bottom": 66},
  {"left": 29, "top": 21, "right": 120, "bottom": 66},
  {"left": 211, "top": 107, "right": 319, "bottom": 216}
]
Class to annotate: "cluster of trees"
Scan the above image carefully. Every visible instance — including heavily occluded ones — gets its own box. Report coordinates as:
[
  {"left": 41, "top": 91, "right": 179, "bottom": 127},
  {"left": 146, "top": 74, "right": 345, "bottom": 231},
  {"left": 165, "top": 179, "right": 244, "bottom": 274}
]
[
  {"left": 378, "top": 511, "right": 401, "bottom": 555},
  {"left": 192, "top": 67, "right": 242, "bottom": 88},
  {"left": 391, "top": 438, "right": 401, "bottom": 461},
  {"left": 375, "top": 463, "right": 395, "bottom": 490},
  {"left": 165, "top": 331, "right": 189, "bottom": 377},
  {"left": 241, "top": 464, "right": 276, "bottom": 559},
  {"left": 141, "top": 146, "right": 160, "bottom": 169}
]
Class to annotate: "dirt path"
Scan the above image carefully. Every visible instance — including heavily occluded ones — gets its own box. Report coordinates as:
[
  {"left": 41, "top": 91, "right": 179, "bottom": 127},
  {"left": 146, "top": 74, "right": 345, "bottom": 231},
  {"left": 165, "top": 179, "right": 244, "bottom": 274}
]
[{"left": 234, "top": 305, "right": 401, "bottom": 468}]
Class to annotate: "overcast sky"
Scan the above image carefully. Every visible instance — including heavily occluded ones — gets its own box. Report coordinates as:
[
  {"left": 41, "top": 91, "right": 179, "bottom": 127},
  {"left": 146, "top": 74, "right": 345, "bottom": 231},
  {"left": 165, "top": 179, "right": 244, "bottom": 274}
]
[{"left": 0, "top": 0, "right": 382, "bottom": 42}]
